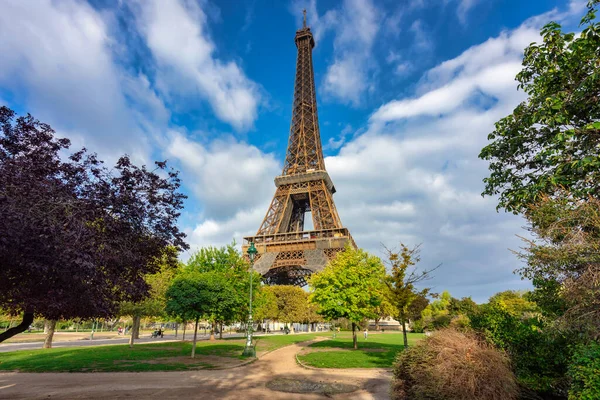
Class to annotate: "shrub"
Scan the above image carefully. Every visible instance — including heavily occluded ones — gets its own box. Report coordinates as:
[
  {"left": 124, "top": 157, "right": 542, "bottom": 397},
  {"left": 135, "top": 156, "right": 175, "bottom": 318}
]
[
  {"left": 391, "top": 328, "right": 518, "bottom": 400},
  {"left": 411, "top": 319, "right": 424, "bottom": 333},
  {"left": 568, "top": 342, "right": 600, "bottom": 400},
  {"left": 432, "top": 314, "right": 452, "bottom": 329},
  {"left": 449, "top": 314, "right": 471, "bottom": 332},
  {"left": 470, "top": 303, "right": 570, "bottom": 396}
]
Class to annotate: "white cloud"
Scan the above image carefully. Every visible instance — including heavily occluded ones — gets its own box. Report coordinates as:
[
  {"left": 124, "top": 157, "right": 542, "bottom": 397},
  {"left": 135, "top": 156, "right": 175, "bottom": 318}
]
[
  {"left": 133, "top": 0, "right": 261, "bottom": 131},
  {"left": 318, "top": 17, "right": 556, "bottom": 301},
  {"left": 322, "top": 0, "right": 379, "bottom": 106},
  {"left": 0, "top": 0, "right": 150, "bottom": 162},
  {"left": 165, "top": 131, "right": 280, "bottom": 220},
  {"left": 292, "top": 0, "right": 380, "bottom": 106}
]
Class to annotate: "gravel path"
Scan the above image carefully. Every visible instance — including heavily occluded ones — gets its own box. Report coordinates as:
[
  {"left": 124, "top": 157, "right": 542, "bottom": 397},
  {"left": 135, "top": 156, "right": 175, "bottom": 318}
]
[{"left": 0, "top": 340, "right": 391, "bottom": 399}]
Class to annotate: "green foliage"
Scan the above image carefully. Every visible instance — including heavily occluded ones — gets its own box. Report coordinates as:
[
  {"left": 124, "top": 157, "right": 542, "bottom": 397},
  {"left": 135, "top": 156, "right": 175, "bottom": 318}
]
[
  {"left": 411, "top": 319, "right": 424, "bottom": 333},
  {"left": 165, "top": 271, "right": 238, "bottom": 326},
  {"left": 422, "top": 290, "right": 451, "bottom": 320},
  {"left": 309, "top": 245, "right": 385, "bottom": 324},
  {"left": 184, "top": 243, "right": 259, "bottom": 323},
  {"left": 448, "top": 296, "right": 478, "bottom": 316},
  {"left": 518, "top": 195, "right": 600, "bottom": 339},
  {"left": 479, "top": 1, "right": 600, "bottom": 212},
  {"left": 431, "top": 314, "right": 452, "bottom": 330},
  {"left": 266, "top": 285, "right": 309, "bottom": 324},
  {"left": 488, "top": 290, "right": 538, "bottom": 316},
  {"left": 568, "top": 342, "right": 600, "bottom": 400},
  {"left": 470, "top": 302, "right": 570, "bottom": 395},
  {"left": 253, "top": 284, "right": 278, "bottom": 322}
]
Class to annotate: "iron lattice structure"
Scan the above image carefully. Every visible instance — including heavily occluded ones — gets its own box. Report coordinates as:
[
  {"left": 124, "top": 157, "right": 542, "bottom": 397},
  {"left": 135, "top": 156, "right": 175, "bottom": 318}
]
[{"left": 243, "top": 14, "right": 355, "bottom": 286}]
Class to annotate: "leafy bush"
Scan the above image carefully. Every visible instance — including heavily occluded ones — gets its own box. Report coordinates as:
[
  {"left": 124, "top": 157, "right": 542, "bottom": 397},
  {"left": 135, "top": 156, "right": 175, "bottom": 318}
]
[
  {"left": 470, "top": 303, "right": 570, "bottom": 396},
  {"left": 449, "top": 314, "right": 471, "bottom": 332},
  {"left": 432, "top": 314, "right": 452, "bottom": 329},
  {"left": 411, "top": 319, "right": 424, "bottom": 333},
  {"left": 391, "top": 328, "right": 518, "bottom": 400},
  {"left": 568, "top": 342, "right": 600, "bottom": 400}
]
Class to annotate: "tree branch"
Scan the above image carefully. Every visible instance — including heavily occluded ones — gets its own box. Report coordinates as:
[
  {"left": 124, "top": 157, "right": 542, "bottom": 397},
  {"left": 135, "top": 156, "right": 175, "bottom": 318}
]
[{"left": 0, "top": 311, "right": 34, "bottom": 343}]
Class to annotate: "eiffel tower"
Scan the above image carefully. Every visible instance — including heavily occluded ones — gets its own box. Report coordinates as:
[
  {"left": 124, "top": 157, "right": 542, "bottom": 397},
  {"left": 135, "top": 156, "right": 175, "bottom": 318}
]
[{"left": 243, "top": 11, "right": 355, "bottom": 286}]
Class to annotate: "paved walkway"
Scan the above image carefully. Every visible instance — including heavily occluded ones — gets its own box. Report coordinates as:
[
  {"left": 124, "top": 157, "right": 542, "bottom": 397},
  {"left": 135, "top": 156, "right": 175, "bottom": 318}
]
[{"left": 0, "top": 341, "right": 391, "bottom": 399}]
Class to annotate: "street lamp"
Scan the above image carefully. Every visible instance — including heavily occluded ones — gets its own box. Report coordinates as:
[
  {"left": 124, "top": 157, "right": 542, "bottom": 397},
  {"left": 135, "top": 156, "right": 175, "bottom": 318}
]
[{"left": 242, "top": 242, "right": 258, "bottom": 357}]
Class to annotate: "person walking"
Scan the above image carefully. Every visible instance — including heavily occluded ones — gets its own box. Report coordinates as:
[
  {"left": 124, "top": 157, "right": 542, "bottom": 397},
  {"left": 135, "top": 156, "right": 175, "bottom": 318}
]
[{"left": 364, "top": 328, "right": 368, "bottom": 340}]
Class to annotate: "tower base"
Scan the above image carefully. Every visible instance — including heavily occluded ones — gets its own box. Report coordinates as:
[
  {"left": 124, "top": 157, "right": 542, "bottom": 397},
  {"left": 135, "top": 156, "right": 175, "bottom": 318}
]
[{"left": 243, "top": 228, "right": 354, "bottom": 286}]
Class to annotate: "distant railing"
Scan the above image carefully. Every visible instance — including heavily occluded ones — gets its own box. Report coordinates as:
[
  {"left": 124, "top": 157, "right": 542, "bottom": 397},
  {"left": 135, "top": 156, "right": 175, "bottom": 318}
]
[{"left": 244, "top": 227, "right": 351, "bottom": 245}]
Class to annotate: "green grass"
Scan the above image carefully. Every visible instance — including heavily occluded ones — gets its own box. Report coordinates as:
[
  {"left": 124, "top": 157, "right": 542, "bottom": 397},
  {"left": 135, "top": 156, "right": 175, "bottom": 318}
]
[
  {"left": 0, "top": 333, "right": 325, "bottom": 372},
  {"left": 297, "top": 332, "right": 424, "bottom": 369}
]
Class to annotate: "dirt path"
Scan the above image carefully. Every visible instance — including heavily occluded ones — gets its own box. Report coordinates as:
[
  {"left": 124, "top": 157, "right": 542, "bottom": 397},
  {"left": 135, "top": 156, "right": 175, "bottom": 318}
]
[{"left": 0, "top": 340, "right": 391, "bottom": 399}]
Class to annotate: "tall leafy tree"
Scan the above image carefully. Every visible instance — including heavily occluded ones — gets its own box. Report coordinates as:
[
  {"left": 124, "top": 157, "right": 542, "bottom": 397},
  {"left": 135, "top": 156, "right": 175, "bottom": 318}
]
[
  {"left": 309, "top": 246, "right": 386, "bottom": 349},
  {"left": 479, "top": 1, "right": 600, "bottom": 212},
  {"left": 384, "top": 244, "right": 438, "bottom": 347},
  {"left": 253, "top": 285, "right": 278, "bottom": 329},
  {"left": 186, "top": 243, "right": 258, "bottom": 327},
  {"left": 165, "top": 271, "right": 238, "bottom": 356},
  {"left": 518, "top": 194, "right": 600, "bottom": 340},
  {"left": 269, "top": 285, "right": 307, "bottom": 331},
  {"left": 0, "top": 107, "right": 187, "bottom": 343}
]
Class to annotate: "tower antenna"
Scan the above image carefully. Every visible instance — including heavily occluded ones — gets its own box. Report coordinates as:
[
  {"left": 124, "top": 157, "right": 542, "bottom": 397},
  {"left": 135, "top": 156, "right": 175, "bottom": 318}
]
[{"left": 303, "top": 9, "right": 307, "bottom": 28}]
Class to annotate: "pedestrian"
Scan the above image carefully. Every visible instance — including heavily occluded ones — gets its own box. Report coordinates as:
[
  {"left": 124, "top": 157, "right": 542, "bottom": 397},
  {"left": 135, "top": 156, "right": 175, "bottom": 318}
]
[{"left": 364, "top": 328, "right": 368, "bottom": 340}]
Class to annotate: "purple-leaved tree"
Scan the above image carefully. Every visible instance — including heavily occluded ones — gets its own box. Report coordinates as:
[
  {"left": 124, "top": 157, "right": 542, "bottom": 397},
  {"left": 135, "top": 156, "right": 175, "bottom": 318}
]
[{"left": 0, "top": 106, "right": 188, "bottom": 342}]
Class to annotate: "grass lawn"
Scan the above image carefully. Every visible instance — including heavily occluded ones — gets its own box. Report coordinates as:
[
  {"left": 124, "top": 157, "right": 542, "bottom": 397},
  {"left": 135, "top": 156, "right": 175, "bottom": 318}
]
[
  {"left": 297, "top": 332, "right": 424, "bottom": 369},
  {"left": 0, "top": 332, "right": 323, "bottom": 372}
]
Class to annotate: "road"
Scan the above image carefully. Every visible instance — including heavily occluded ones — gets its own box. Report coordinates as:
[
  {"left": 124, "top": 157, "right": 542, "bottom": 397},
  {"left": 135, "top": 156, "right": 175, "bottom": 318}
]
[{"left": 0, "top": 332, "right": 250, "bottom": 352}]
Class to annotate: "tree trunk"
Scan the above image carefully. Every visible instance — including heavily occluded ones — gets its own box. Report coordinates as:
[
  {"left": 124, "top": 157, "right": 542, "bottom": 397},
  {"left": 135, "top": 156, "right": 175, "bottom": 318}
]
[
  {"left": 43, "top": 320, "right": 50, "bottom": 334},
  {"left": 352, "top": 322, "right": 357, "bottom": 349},
  {"left": 209, "top": 323, "right": 215, "bottom": 341},
  {"left": 174, "top": 323, "right": 178, "bottom": 338},
  {"left": 219, "top": 322, "right": 223, "bottom": 340},
  {"left": 375, "top": 318, "right": 380, "bottom": 331},
  {"left": 43, "top": 320, "right": 57, "bottom": 349},
  {"left": 0, "top": 311, "right": 34, "bottom": 343},
  {"left": 401, "top": 316, "right": 409, "bottom": 348},
  {"left": 183, "top": 321, "right": 187, "bottom": 341},
  {"left": 191, "top": 318, "right": 199, "bottom": 358},
  {"left": 129, "top": 315, "right": 141, "bottom": 348},
  {"left": 133, "top": 315, "right": 141, "bottom": 339}
]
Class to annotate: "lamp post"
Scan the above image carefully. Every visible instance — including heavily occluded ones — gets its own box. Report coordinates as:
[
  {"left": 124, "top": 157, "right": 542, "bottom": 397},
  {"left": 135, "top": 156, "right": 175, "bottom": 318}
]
[{"left": 242, "top": 242, "right": 258, "bottom": 357}]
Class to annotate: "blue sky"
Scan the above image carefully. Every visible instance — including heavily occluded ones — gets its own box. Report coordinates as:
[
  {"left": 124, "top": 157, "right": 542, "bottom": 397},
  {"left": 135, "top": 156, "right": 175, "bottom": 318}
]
[{"left": 0, "top": 0, "right": 585, "bottom": 302}]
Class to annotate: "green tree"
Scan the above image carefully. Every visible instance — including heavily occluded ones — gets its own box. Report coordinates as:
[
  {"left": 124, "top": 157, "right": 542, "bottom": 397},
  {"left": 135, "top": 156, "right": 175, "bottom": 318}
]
[
  {"left": 488, "top": 291, "right": 538, "bottom": 316},
  {"left": 269, "top": 285, "right": 307, "bottom": 331},
  {"left": 384, "top": 244, "right": 438, "bottom": 347},
  {"left": 186, "top": 243, "right": 259, "bottom": 327},
  {"left": 253, "top": 285, "right": 278, "bottom": 329},
  {"left": 308, "top": 245, "right": 386, "bottom": 349},
  {"left": 448, "top": 296, "right": 478, "bottom": 316},
  {"left": 479, "top": 1, "right": 600, "bottom": 213},
  {"left": 165, "top": 271, "right": 238, "bottom": 357},
  {"left": 518, "top": 194, "right": 600, "bottom": 340}
]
